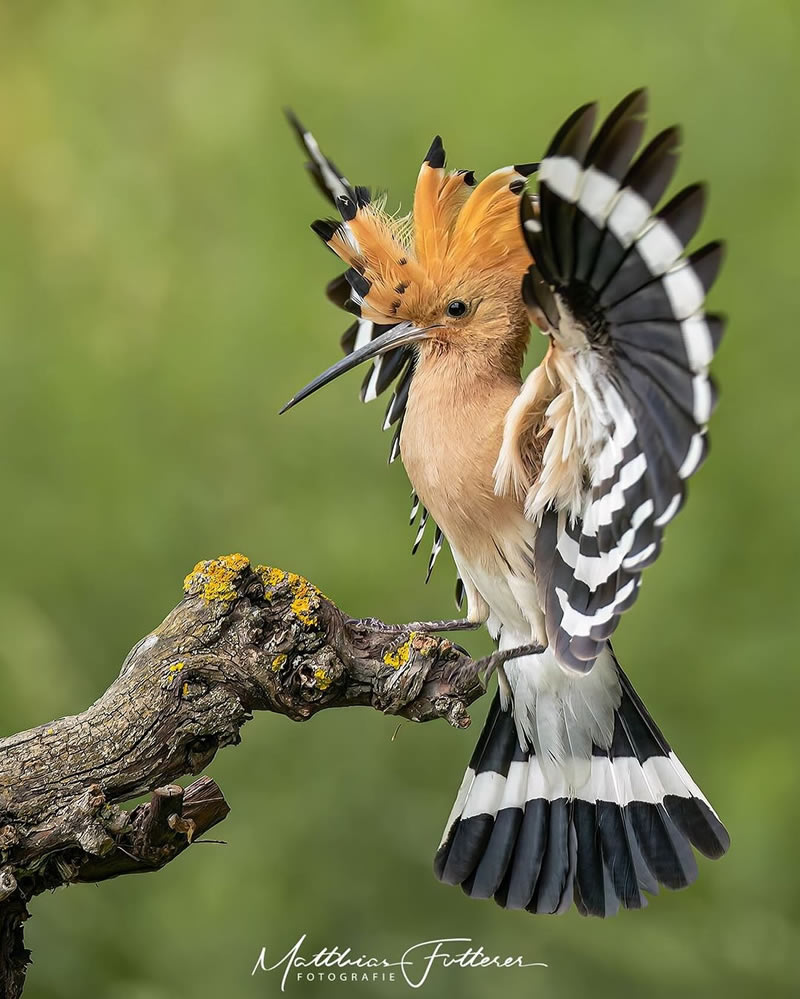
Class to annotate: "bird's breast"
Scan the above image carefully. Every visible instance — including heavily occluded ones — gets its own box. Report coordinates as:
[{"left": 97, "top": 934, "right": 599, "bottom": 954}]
[{"left": 400, "top": 358, "right": 529, "bottom": 571}]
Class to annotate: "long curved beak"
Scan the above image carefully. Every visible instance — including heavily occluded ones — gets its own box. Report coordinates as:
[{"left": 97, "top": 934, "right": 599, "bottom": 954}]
[{"left": 279, "top": 322, "right": 438, "bottom": 414}]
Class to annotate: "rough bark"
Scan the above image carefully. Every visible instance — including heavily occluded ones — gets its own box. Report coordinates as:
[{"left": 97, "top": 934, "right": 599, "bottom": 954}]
[{"left": 0, "top": 554, "right": 485, "bottom": 998}]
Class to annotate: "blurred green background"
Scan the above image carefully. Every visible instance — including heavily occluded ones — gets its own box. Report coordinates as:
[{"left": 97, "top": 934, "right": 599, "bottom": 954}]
[{"left": 0, "top": 1, "right": 797, "bottom": 996}]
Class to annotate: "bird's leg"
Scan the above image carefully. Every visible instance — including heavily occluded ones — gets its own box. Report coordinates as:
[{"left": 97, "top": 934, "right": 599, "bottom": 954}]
[
  {"left": 346, "top": 616, "right": 482, "bottom": 635},
  {"left": 469, "top": 643, "right": 546, "bottom": 682}
]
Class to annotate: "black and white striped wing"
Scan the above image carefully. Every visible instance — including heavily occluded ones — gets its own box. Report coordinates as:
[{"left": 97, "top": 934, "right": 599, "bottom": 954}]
[{"left": 522, "top": 90, "right": 725, "bottom": 671}]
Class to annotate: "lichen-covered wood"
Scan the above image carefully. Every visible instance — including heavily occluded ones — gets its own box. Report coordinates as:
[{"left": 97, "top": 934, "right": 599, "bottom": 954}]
[{"left": 0, "top": 555, "right": 484, "bottom": 998}]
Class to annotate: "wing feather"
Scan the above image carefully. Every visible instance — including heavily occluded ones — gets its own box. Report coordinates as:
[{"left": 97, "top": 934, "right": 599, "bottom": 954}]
[{"left": 506, "top": 91, "right": 724, "bottom": 671}]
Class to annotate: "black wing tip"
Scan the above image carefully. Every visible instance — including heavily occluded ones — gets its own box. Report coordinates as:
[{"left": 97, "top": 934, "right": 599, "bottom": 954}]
[
  {"left": 568, "top": 101, "right": 600, "bottom": 123},
  {"left": 658, "top": 181, "right": 709, "bottom": 226},
  {"left": 651, "top": 122, "right": 683, "bottom": 150},
  {"left": 619, "top": 86, "right": 649, "bottom": 110},
  {"left": 705, "top": 311, "right": 727, "bottom": 350},
  {"left": 690, "top": 239, "right": 726, "bottom": 292},
  {"left": 682, "top": 179, "right": 708, "bottom": 198},
  {"left": 546, "top": 101, "right": 599, "bottom": 159},
  {"left": 424, "top": 134, "right": 446, "bottom": 169},
  {"left": 697, "top": 237, "right": 726, "bottom": 256}
]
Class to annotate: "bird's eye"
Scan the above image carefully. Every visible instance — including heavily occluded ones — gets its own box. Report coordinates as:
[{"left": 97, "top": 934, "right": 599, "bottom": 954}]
[{"left": 446, "top": 299, "right": 468, "bottom": 318}]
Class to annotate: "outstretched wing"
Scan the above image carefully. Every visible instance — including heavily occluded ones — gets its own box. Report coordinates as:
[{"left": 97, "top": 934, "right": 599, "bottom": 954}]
[
  {"left": 287, "top": 112, "right": 450, "bottom": 587},
  {"left": 514, "top": 89, "right": 724, "bottom": 670}
]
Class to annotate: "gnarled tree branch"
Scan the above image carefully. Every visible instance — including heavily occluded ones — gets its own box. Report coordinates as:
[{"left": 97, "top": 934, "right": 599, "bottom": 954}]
[{"left": 0, "top": 554, "right": 485, "bottom": 998}]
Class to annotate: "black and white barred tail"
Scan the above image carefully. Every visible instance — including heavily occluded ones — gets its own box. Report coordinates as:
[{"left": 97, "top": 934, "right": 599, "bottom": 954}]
[{"left": 434, "top": 648, "right": 729, "bottom": 916}]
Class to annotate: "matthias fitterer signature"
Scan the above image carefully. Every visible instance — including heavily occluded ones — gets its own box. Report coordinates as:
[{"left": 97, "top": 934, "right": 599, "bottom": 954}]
[{"left": 252, "top": 935, "right": 548, "bottom": 990}]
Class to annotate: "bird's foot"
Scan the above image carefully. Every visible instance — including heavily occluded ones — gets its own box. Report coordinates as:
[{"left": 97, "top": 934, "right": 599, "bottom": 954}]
[
  {"left": 469, "top": 643, "right": 546, "bottom": 683},
  {"left": 347, "top": 616, "right": 481, "bottom": 635}
]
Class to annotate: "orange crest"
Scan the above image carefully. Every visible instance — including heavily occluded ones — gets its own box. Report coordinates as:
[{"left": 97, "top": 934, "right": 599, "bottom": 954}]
[{"left": 311, "top": 137, "right": 536, "bottom": 325}]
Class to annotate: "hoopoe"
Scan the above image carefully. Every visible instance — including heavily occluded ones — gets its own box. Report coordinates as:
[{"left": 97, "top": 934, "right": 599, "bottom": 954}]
[{"left": 282, "top": 90, "right": 729, "bottom": 917}]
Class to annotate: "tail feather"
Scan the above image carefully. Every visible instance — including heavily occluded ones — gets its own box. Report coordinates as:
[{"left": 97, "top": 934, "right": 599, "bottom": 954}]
[
  {"left": 611, "top": 670, "right": 699, "bottom": 890},
  {"left": 467, "top": 759, "right": 527, "bottom": 898},
  {"left": 616, "top": 665, "right": 730, "bottom": 860},
  {"left": 498, "top": 798, "right": 549, "bottom": 909},
  {"left": 525, "top": 798, "right": 575, "bottom": 913},
  {"left": 434, "top": 648, "right": 729, "bottom": 917},
  {"left": 574, "top": 800, "right": 618, "bottom": 918},
  {"left": 529, "top": 800, "right": 576, "bottom": 914},
  {"left": 623, "top": 808, "right": 660, "bottom": 896},
  {"left": 596, "top": 800, "right": 647, "bottom": 908},
  {"left": 626, "top": 801, "right": 698, "bottom": 890},
  {"left": 435, "top": 696, "right": 518, "bottom": 885},
  {"left": 664, "top": 793, "right": 730, "bottom": 859}
]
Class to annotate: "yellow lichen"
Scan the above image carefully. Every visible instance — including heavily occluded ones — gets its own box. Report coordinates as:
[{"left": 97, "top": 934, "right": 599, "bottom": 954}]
[
  {"left": 271, "top": 653, "right": 287, "bottom": 671},
  {"left": 183, "top": 553, "right": 250, "bottom": 602},
  {"left": 287, "top": 572, "right": 320, "bottom": 628},
  {"left": 162, "top": 662, "right": 187, "bottom": 690},
  {"left": 257, "top": 565, "right": 289, "bottom": 602},
  {"left": 313, "top": 667, "right": 332, "bottom": 690},
  {"left": 255, "top": 565, "right": 327, "bottom": 622},
  {"left": 182, "top": 682, "right": 190, "bottom": 697},
  {"left": 259, "top": 566, "right": 286, "bottom": 587},
  {"left": 383, "top": 633, "right": 416, "bottom": 669}
]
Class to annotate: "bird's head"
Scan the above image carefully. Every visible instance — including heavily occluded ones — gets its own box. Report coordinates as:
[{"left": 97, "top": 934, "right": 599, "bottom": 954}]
[{"left": 282, "top": 137, "right": 536, "bottom": 412}]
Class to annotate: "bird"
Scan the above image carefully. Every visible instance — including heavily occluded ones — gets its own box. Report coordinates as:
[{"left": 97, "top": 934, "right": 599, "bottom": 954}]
[{"left": 282, "top": 89, "right": 730, "bottom": 917}]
